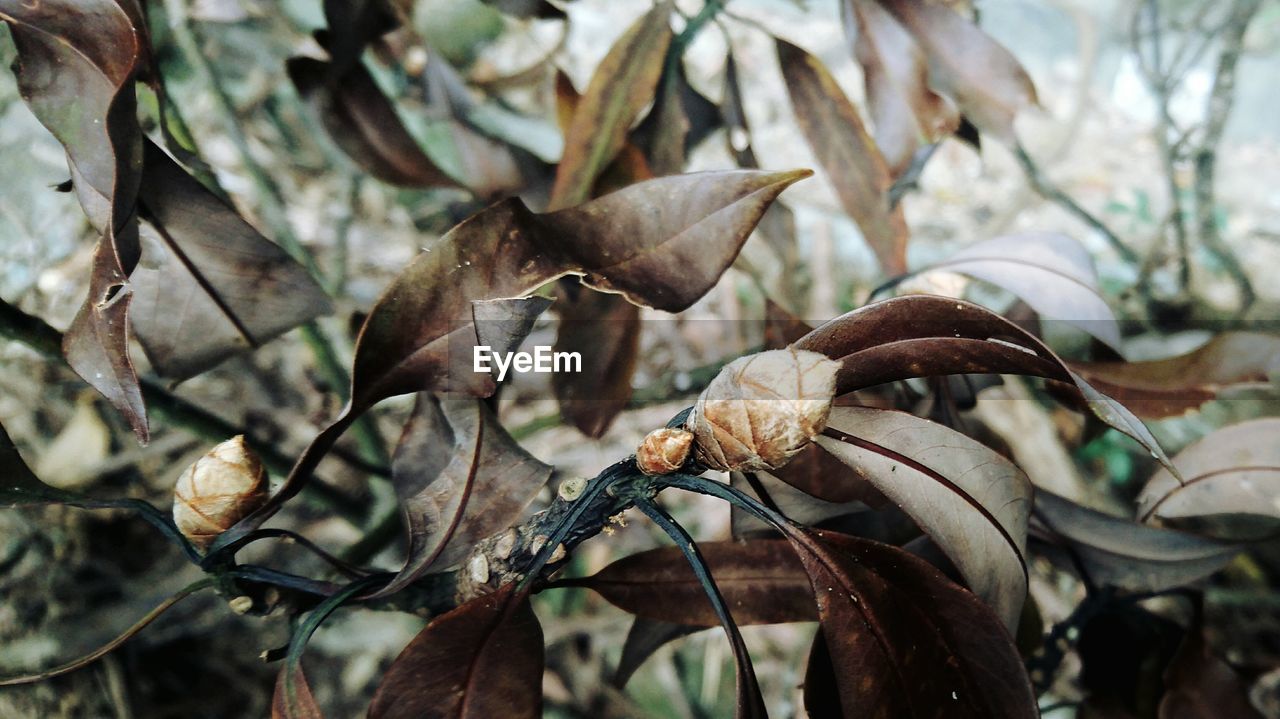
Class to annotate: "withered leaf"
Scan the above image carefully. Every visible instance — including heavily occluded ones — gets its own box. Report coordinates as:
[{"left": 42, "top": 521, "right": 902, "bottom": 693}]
[
  {"left": 1073, "top": 332, "right": 1280, "bottom": 419},
  {"left": 842, "top": 0, "right": 959, "bottom": 175},
  {"left": 63, "top": 236, "right": 148, "bottom": 441},
  {"left": 567, "top": 540, "right": 816, "bottom": 627},
  {"left": 794, "top": 295, "right": 1172, "bottom": 469},
  {"left": 615, "top": 618, "right": 704, "bottom": 687},
  {"left": 916, "top": 232, "right": 1122, "bottom": 350},
  {"left": 551, "top": 290, "right": 640, "bottom": 438},
  {"left": 2, "top": 0, "right": 150, "bottom": 440},
  {"left": 288, "top": 57, "right": 461, "bottom": 190},
  {"left": 1137, "top": 418, "right": 1280, "bottom": 530},
  {"left": 879, "top": 0, "right": 1037, "bottom": 144},
  {"left": 816, "top": 406, "right": 1032, "bottom": 629},
  {"left": 349, "top": 168, "right": 808, "bottom": 412},
  {"left": 730, "top": 470, "right": 873, "bottom": 540},
  {"left": 368, "top": 584, "right": 544, "bottom": 719},
  {"left": 376, "top": 396, "right": 552, "bottom": 598},
  {"left": 1032, "top": 489, "right": 1240, "bottom": 593},
  {"left": 549, "top": 1, "right": 673, "bottom": 208},
  {"left": 272, "top": 663, "right": 324, "bottom": 719},
  {"left": 129, "top": 141, "right": 334, "bottom": 379},
  {"left": 471, "top": 296, "right": 554, "bottom": 376},
  {"left": 776, "top": 38, "right": 908, "bottom": 274},
  {"left": 787, "top": 530, "right": 1037, "bottom": 718}
]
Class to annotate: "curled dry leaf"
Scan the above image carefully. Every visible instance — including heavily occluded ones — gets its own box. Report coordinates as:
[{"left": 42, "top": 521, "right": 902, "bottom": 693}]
[
  {"left": 1, "top": 0, "right": 150, "bottom": 440},
  {"left": 776, "top": 38, "right": 909, "bottom": 274},
  {"left": 1137, "top": 418, "right": 1280, "bottom": 530},
  {"left": 172, "top": 436, "right": 268, "bottom": 550},
  {"left": 842, "top": 0, "right": 960, "bottom": 176},
  {"left": 787, "top": 530, "right": 1038, "bottom": 718},
  {"left": 566, "top": 540, "right": 816, "bottom": 627},
  {"left": 368, "top": 584, "right": 544, "bottom": 719},
  {"left": 1032, "top": 489, "right": 1240, "bottom": 593},
  {"left": 915, "top": 232, "right": 1123, "bottom": 351},
  {"left": 879, "top": 0, "right": 1038, "bottom": 144},
  {"left": 794, "top": 295, "right": 1173, "bottom": 470},
  {"left": 816, "top": 406, "right": 1032, "bottom": 629},
  {"left": 1072, "top": 332, "right": 1280, "bottom": 419},
  {"left": 376, "top": 396, "right": 553, "bottom": 598},
  {"left": 550, "top": 288, "right": 641, "bottom": 438}
]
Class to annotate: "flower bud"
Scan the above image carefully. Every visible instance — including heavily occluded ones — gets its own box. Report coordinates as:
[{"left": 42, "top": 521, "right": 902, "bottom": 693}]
[
  {"left": 172, "top": 436, "right": 267, "bottom": 550},
  {"left": 636, "top": 427, "right": 694, "bottom": 475},
  {"left": 686, "top": 348, "right": 840, "bottom": 472}
]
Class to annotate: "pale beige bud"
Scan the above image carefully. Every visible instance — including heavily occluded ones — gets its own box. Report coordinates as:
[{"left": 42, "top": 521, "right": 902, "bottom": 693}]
[
  {"left": 172, "top": 436, "right": 267, "bottom": 550},
  {"left": 686, "top": 348, "right": 840, "bottom": 472},
  {"left": 636, "top": 427, "right": 694, "bottom": 475}
]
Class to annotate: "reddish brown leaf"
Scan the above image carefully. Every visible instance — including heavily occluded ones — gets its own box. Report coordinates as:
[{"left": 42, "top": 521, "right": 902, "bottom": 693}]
[
  {"left": 1137, "top": 418, "right": 1280, "bottom": 529},
  {"left": 816, "top": 406, "right": 1032, "bottom": 628},
  {"left": 1073, "top": 333, "right": 1280, "bottom": 419},
  {"left": 879, "top": 0, "right": 1037, "bottom": 144},
  {"left": 1033, "top": 489, "right": 1240, "bottom": 592},
  {"left": 794, "top": 295, "right": 1172, "bottom": 468},
  {"left": 375, "top": 397, "right": 553, "bottom": 598},
  {"left": 843, "top": 0, "right": 959, "bottom": 175},
  {"left": 551, "top": 290, "right": 640, "bottom": 437},
  {"left": 918, "top": 232, "right": 1122, "bottom": 350},
  {"left": 130, "top": 141, "right": 334, "bottom": 378},
  {"left": 787, "top": 530, "right": 1037, "bottom": 718},
  {"left": 549, "top": 2, "right": 673, "bottom": 209},
  {"left": 288, "top": 57, "right": 461, "bottom": 189},
  {"left": 614, "top": 618, "right": 704, "bottom": 687},
  {"left": 777, "top": 38, "right": 908, "bottom": 274},
  {"left": 368, "top": 584, "right": 544, "bottom": 719},
  {"left": 567, "top": 540, "right": 816, "bottom": 627}
]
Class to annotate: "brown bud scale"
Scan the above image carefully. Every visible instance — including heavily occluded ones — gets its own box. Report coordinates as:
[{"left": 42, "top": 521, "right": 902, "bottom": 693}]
[
  {"left": 635, "top": 427, "right": 694, "bottom": 475},
  {"left": 172, "top": 436, "right": 268, "bottom": 550}
]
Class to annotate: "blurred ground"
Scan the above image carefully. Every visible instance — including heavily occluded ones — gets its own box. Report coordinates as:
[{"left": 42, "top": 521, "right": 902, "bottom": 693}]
[{"left": 2, "top": 0, "right": 1279, "bottom": 717}]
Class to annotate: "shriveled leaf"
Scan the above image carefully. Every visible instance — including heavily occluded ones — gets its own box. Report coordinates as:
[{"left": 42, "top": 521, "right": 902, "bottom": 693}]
[
  {"left": 614, "top": 618, "right": 704, "bottom": 687},
  {"left": 879, "top": 0, "right": 1037, "bottom": 144},
  {"left": 551, "top": 290, "right": 639, "bottom": 437},
  {"left": 377, "top": 396, "right": 553, "bottom": 598},
  {"left": 368, "top": 584, "right": 544, "bottom": 719},
  {"left": 787, "top": 530, "right": 1037, "bottom": 718},
  {"left": 1137, "top": 418, "right": 1280, "bottom": 530},
  {"left": 917, "top": 232, "right": 1122, "bottom": 350},
  {"left": 722, "top": 52, "right": 760, "bottom": 169},
  {"left": 288, "top": 57, "right": 461, "bottom": 189},
  {"left": 63, "top": 236, "right": 149, "bottom": 441},
  {"left": 129, "top": 141, "right": 334, "bottom": 378},
  {"left": 1159, "top": 628, "right": 1263, "bottom": 719},
  {"left": 794, "top": 295, "right": 1173, "bottom": 469},
  {"left": 815, "top": 406, "right": 1031, "bottom": 628},
  {"left": 3, "top": 0, "right": 150, "bottom": 439},
  {"left": 566, "top": 540, "right": 815, "bottom": 627},
  {"left": 777, "top": 38, "right": 907, "bottom": 274},
  {"left": 549, "top": 1, "right": 672, "bottom": 208},
  {"left": 1073, "top": 333, "right": 1280, "bottom": 419},
  {"left": 634, "top": 58, "right": 720, "bottom": 176},
  {"left": 843, "top": 0, "right": 959, "bottom": 175},
  {"left": 350, "top": 169, "right": 809, "bottom": 411},
  {"left": 1032, "top": 489, "right": 1240, "bottom": 592}
]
